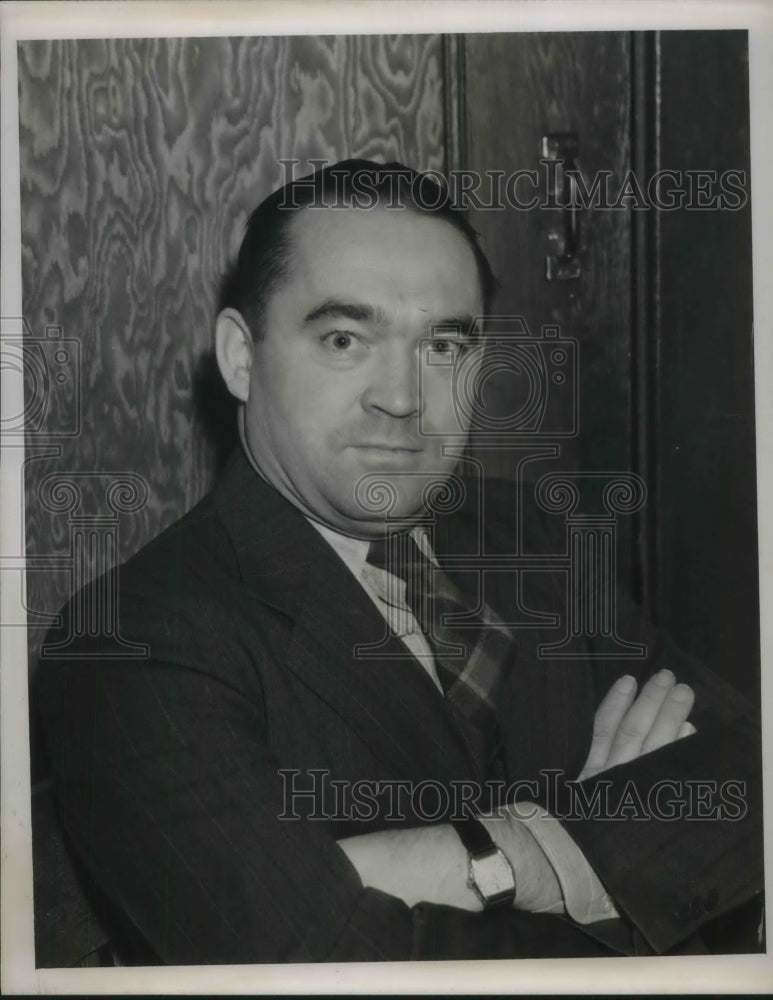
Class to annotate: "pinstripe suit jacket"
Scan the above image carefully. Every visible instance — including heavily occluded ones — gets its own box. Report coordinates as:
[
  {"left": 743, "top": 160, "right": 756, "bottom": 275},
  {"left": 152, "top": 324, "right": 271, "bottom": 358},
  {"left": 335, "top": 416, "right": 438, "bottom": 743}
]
[{"left": 35, "top": 448, "right": 763, "bottom": 963}]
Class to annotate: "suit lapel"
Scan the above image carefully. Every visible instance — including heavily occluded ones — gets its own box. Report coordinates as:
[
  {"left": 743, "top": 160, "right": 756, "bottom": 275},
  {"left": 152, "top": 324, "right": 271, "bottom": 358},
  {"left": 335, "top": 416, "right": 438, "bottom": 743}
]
[
  {"left": 288, "top": 553, "right": 479, "bottom": 783},
  {"left": 213, "top": 451, "right": 477, "bottom": 783}
]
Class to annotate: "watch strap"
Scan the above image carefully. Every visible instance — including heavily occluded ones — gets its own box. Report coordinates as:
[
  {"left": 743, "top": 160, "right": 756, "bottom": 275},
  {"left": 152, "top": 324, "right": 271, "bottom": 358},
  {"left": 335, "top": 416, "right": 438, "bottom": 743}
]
[{"left": 452, "top": 813, "right": 498, "bottom": 859}]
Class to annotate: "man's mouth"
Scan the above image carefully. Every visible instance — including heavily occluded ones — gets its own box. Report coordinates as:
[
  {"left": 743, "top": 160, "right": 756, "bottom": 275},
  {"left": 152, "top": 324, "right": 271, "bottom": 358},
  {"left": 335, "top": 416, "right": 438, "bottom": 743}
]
[{"left": 352, "top": 443, "right": 423, "bottom": 453}]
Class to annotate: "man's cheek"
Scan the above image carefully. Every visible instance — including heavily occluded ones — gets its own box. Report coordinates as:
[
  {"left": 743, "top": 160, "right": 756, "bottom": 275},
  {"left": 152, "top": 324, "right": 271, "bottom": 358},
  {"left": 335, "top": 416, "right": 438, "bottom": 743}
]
[{"left": 423, "top": 377, "right": 465, "bottom": 437}]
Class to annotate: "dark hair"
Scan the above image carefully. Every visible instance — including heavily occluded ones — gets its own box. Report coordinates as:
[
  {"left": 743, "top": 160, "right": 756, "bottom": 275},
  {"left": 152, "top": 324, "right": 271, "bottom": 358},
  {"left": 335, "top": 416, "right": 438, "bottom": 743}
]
[{"left": 218, "top": 159, "right": 497, "bottom": 339}]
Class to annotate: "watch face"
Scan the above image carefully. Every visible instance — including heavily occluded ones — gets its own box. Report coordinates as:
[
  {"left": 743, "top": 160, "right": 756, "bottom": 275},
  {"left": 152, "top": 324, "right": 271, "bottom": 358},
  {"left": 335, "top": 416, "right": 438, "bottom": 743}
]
[{"left": 470, "top": 848, "right": 515, "bottom": 903}]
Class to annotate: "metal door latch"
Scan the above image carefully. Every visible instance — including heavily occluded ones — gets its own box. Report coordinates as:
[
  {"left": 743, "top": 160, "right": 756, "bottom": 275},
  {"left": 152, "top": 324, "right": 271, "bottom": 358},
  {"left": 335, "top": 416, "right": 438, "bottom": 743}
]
[{"left": 543, "top": 132, "right": 583, "bottom": 281}]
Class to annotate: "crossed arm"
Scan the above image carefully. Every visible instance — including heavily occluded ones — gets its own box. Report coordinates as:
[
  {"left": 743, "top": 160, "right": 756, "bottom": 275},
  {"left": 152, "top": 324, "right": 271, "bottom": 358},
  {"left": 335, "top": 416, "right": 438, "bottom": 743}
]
[{"left": 338, "top": 669, "right": 696, "bottom": 914}]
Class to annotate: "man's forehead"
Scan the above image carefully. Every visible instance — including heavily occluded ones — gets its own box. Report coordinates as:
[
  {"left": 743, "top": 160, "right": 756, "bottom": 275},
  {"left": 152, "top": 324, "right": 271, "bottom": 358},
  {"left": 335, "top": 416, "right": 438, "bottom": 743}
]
[
  {"left": 288, "top": 203, "right": 473, "bottom": 258},
  {"left": 284, "top": 204, "right": 483, "bottom": 305}
]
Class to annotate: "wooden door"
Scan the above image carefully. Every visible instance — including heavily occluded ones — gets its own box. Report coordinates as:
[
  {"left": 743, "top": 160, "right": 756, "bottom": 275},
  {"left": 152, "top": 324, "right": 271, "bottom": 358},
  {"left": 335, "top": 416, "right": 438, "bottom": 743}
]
[
  {"left": 458, "top": 31, "right": 639, "bottom": 657},
  {"left": 456, "top": 31, "right": 758, "bottom": 695}
]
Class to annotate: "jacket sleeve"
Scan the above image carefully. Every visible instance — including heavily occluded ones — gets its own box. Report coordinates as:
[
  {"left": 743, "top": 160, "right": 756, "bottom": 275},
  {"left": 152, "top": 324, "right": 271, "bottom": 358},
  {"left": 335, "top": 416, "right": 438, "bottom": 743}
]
[
  {"left": 551, "top": 592, "right": 764, "bottom": 954},
  {"left": 506, "top": 489, "right": 764, "bottom": 954}
]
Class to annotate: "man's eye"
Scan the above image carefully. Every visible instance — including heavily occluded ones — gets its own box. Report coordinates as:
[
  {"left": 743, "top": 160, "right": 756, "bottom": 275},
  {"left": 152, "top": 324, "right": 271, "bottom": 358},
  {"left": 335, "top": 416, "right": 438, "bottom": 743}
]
[
  {"left": 430, "top": 338, "right": 465, "bottom": 357},
  {"left": 323, "top": 331, "right": 357, "bottom": 351}
]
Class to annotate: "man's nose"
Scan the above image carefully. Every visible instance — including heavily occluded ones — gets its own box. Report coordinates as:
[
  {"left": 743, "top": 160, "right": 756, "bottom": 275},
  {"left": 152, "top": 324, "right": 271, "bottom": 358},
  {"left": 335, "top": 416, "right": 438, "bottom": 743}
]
[{"left": 361, "top": 346, "right": 422, "bottom": 418}]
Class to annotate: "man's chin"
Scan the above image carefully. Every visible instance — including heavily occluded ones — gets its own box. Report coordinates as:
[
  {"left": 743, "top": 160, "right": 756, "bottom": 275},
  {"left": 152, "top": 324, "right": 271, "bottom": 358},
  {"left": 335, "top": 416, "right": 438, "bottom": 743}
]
[{"left": 341, "top": 473, "right": 455, "bottom": 528}]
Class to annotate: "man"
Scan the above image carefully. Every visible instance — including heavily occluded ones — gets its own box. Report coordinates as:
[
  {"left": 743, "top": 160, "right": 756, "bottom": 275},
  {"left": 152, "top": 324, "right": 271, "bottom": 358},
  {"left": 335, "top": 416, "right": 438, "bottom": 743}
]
[{"left": 35, "top": 160, "right": 762, "bottom": 964}]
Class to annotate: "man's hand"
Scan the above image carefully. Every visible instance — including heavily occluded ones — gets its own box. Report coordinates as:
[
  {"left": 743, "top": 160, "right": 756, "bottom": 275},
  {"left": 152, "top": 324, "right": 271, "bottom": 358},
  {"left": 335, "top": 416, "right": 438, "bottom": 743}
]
[{"left": 578, "top": 668, "right": 696, "bottom": 781}]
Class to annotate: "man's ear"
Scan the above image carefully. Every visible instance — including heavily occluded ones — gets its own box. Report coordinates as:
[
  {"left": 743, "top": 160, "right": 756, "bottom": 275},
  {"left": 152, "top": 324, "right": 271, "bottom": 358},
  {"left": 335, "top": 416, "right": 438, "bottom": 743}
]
[{"left": 215, "top": 308, "right": 254, "bottom": 402}]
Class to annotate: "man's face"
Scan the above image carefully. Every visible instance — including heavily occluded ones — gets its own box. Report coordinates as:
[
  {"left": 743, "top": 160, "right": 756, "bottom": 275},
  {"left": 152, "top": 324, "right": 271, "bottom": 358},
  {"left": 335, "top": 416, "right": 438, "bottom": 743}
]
[{"left": 242, "top": 205, "right": 484, "bottom": 537}]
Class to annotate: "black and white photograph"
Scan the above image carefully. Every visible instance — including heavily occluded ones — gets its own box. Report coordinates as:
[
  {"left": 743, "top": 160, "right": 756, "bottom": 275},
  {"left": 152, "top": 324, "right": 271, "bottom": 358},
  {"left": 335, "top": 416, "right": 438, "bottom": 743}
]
[{"left": 1, "top": 1, "right": 771, "bottom": 993}]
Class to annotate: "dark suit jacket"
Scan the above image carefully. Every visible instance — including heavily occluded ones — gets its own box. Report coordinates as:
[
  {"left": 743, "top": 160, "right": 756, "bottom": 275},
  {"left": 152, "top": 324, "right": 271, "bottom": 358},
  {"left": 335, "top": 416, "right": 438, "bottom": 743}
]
[{"left": 34, "top": 449, "right": 763, "bottom": 963}]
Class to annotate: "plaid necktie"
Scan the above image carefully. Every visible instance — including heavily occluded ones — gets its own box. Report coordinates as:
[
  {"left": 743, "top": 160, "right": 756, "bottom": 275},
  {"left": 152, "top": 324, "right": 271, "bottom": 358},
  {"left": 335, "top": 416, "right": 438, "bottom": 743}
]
[{"left": 366, "top": 531, "right": 512, "bottom": 779}]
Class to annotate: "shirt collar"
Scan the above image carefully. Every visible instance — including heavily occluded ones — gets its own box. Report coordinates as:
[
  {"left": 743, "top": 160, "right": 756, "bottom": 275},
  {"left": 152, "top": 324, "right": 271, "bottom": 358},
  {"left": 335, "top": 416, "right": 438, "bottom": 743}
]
[
  {"left": 310, "top": 520, "right": 370, "bottom": 580},
  {"left": 240, "top": 417, "right": 437, "bottom": 560},
  {"left": 309, "top": 520, "right": 438, "bottom": 575}
]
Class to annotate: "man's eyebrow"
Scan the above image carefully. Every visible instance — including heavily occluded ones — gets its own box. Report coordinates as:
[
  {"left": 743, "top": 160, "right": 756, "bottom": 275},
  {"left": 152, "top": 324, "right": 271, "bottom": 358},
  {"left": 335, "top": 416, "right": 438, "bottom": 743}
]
[
  {"left": 303, "top": 299, "right": 388, "bottom": 325},
  {"left": 303, "top": 301, "right": 479, "bottom": 337},
  {"left": 431, "top": 316, "right": 478, "bottom": 336}
]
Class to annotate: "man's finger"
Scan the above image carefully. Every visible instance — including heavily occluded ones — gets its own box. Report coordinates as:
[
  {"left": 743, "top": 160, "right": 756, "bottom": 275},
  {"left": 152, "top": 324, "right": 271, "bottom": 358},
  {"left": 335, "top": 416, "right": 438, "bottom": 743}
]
[
  {"left": 678, "top": 720, "right": 697, "bottom": 739},
  {"left": 579, "top": 674, "right": 638, "bottom": 778},
  {"left": 640, "top": 683, "right": 695, "bottom": 754},
  {"left": 604, "top": 668, "right": 676, "bottom": 768}
]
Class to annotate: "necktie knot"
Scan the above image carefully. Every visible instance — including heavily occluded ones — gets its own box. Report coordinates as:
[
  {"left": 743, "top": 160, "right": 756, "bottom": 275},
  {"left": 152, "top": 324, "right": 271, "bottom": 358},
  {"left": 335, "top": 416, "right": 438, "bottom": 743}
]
[
  {"left": 368, "top": 533, "right": 451, "bottom": 639},
  {"left": 366, "top": 530, "right": 475, "bottom": 666},
  {"left": 366, "top": 531, "right": 430, "bottom": 610}
]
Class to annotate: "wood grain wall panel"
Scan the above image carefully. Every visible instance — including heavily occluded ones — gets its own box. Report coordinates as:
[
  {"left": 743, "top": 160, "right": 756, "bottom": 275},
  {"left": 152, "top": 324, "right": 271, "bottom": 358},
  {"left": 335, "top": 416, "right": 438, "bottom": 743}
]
[{"left": 20, "top": 34, "right": 446, "bottom": 669}]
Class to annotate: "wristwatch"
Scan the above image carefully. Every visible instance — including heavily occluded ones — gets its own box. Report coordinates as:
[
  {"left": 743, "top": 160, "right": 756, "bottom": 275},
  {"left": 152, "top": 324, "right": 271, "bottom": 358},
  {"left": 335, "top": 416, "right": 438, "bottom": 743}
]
[{"left": 453, "top": 814, "right": 516, "bottom": 909}]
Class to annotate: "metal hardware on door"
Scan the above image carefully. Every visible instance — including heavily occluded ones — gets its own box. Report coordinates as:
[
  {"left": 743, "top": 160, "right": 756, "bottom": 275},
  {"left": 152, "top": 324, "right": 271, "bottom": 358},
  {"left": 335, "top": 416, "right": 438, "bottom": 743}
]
[{"left": 542, "top": 132, "right": 582, "bottom": 281}]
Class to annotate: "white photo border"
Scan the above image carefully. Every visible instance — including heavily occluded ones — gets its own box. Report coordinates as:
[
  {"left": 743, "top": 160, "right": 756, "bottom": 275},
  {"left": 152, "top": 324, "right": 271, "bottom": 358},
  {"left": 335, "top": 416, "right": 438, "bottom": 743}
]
[{"left": 2, "top": 1, "right": 771, "bottom": 993}]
